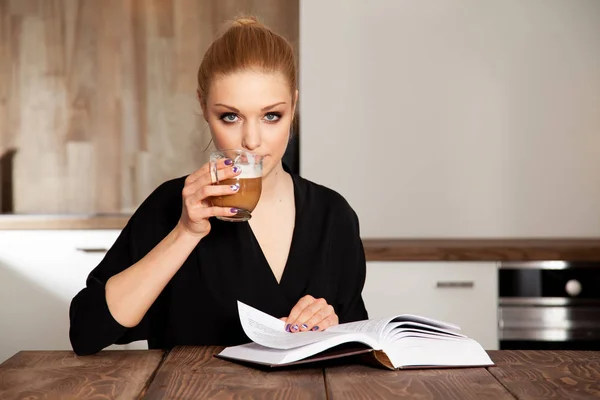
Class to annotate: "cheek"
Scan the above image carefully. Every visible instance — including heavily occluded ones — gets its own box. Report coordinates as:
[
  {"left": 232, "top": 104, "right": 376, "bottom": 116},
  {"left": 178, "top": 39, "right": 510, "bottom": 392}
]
[
  {"left": 261, "top": 123, "right": 291, "bottom": 173},
  {"left": 264, "top": 123, "right": 291, "bottom": 150},
  {"left": 262, "top": 124, "right": 291, "bottom": 170},
  {"left": 208, "top": 121, "right": 239, "bottom": 149}
]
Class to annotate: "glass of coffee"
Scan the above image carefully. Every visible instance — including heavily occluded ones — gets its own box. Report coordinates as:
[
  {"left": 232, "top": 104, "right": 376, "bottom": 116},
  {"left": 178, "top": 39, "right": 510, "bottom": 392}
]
[{"left": 209, "top": 149, "right": 263, "bottom": 222}]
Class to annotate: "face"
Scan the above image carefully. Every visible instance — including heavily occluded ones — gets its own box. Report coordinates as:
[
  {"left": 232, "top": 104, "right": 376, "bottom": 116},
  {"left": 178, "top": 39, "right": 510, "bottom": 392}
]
[{"left": 201, "top": 70, "right": 297, "bottom": 179}]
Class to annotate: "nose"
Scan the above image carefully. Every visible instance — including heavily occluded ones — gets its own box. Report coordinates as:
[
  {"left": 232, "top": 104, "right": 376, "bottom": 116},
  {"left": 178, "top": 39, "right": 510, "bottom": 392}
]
[{"left": 242, "top": 120, "right": 261, "bottom": 151}]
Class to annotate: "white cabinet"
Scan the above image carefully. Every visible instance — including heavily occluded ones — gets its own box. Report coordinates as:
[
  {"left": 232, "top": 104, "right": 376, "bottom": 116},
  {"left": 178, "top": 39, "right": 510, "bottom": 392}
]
[
  {"left": 0, "top": 230, "right": 147, "bottom": 364},
  {"left": 362, "top": 261, "right": 499, "bottom": 350}
]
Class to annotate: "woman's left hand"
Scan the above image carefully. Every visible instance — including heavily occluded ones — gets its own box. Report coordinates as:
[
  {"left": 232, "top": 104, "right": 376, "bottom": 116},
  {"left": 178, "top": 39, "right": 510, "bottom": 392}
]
[{"left": 283, "top": 295, "right": 339, "bottom": 333}]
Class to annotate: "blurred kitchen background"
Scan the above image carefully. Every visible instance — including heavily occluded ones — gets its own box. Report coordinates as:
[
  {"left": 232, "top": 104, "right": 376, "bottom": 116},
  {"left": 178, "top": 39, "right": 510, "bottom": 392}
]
[
  {"left": 0, "top": 0, "right": 299, "bottom": 215},
  {"left": 1, "top": 0, "right": 600, "bottom": 363}
]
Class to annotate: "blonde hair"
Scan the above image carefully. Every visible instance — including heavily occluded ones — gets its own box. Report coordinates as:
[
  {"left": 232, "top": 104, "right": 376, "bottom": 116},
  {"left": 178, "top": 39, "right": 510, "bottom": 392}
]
[{"left": 197, "top": 16, "right": 297, "bottom": 107}]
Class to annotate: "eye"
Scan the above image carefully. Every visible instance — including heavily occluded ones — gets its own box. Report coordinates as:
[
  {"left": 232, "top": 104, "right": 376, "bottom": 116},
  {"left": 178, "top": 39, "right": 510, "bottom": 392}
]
[
  {"left": 220, "top": 113, "right": 240, "bottom": 123},
  {"left": 264, "top": 112, "right": 281, "bottom": 123}
]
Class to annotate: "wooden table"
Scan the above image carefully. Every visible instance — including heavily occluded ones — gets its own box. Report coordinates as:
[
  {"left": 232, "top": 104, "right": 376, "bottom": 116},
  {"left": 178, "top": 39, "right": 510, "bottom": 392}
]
[{"left": 1, "top": 347, "right": 599, "bottom": 399}]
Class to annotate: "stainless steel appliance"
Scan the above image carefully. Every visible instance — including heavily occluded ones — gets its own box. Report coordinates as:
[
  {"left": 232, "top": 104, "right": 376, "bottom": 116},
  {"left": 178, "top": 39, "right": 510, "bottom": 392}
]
[{"left": 498, "top": 261, "right": 600, "bottom": 350}]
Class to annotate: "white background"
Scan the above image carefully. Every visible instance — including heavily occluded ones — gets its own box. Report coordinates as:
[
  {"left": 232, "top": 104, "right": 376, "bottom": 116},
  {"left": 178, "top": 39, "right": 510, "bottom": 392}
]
[{"left": 300, "top": 0, "right": 600, "bottom": 238}]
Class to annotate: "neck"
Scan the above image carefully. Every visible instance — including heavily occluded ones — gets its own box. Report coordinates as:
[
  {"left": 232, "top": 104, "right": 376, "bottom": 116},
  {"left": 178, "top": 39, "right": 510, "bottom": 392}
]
[{"left": 260, "top": 162, "right": 289, "bottom": 202}]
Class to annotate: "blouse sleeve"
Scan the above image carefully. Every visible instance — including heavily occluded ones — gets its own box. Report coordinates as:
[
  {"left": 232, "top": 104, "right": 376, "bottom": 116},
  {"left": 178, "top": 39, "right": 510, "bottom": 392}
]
[
  {"left": 68, "top": 183, "right": 175, "bottom": 356},
  {"left": 331, "top": 205, "right": 369, "bottom": 323}
]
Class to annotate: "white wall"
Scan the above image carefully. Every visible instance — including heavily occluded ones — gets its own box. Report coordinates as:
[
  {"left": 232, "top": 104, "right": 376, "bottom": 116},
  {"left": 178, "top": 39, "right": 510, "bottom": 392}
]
[{"left": 300, "top": 0, "right": 600, "bottom": 238}]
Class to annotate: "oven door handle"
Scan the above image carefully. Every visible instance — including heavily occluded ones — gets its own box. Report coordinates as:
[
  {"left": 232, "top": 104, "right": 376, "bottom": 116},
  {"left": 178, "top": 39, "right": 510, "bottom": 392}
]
[
  {"left": 436, "top": 281, "right": 475, "bottom": 289},
  {"left": 76, "top": 247, "right": 109, "bottom": 254}
]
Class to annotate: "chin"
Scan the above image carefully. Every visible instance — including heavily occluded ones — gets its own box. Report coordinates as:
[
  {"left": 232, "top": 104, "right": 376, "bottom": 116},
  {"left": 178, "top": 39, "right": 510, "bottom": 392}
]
[{"left": 261, "top": 156, "right": 283, "bottom": 179}]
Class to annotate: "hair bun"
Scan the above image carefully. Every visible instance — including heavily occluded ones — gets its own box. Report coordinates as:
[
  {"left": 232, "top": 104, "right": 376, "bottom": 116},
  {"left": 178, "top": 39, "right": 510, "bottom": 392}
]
[{"left": 232, "top": 16, "right": 259, "bottom": 27}]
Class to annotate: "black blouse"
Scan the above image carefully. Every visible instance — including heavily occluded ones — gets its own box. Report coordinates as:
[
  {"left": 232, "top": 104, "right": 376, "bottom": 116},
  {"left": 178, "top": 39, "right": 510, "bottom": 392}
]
[{"left": 69, "top": 168, "right": 368, "bottom": 356}]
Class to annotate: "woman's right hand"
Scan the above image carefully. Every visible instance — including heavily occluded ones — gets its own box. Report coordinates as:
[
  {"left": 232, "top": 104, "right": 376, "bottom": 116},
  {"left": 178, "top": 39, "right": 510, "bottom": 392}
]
[{"left": 177, "top": 158, "right": 242, "bottom": 239}]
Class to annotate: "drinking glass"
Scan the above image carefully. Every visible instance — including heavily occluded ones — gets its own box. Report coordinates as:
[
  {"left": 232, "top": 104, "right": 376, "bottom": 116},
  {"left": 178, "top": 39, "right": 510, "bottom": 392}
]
[{"left": 209, "top": 149, "right": 263, "bottom": 222}]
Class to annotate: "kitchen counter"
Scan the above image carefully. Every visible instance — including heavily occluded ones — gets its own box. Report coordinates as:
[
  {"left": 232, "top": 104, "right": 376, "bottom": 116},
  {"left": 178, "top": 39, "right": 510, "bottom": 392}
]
[
  {"left": 363, "top": 238, "right": 600, "bottom": 261},
  {"left": 0, "top": 214, "right": 131, "bottom": 230},
  {"left": 1, "top": 215, "right": 599, "bottom": 261}
]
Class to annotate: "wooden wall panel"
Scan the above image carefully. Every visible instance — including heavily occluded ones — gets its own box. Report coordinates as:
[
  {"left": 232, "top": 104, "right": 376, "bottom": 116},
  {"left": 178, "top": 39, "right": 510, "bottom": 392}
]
[{"left": 0, "top": 0, "right": 299, "bottom": 214}]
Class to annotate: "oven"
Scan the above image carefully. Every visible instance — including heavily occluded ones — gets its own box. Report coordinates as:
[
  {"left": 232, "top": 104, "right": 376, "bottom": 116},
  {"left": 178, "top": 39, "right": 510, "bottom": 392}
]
[{"left": 498, "top": 261, "right": 600, "bottom": 350}]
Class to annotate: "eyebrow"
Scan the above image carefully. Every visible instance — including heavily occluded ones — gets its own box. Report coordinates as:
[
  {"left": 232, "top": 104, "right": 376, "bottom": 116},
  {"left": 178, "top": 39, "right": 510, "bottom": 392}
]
[{"left": 214, "top": 102, "right": 287, "bottom": 113}]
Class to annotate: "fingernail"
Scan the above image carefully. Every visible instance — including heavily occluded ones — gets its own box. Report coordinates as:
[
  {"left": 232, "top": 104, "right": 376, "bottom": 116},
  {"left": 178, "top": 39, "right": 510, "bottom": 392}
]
[
  {"left": 285, "top": 324, "right": 290, "bottom": 332},
  {"left": 224, "top": 159, "right": 233, "bottom": 166},
  {"left": 230, "top": 208, "right": 239, "bottom": 214},
  {"left": 292, "top": 325, "right": 299, "bottom": 332},
  {"left": 232, "top": 166, "right": 241, "bottom": 173},
  {"left": 230, "top": 183, "right": 239, "bottom": 191},
  {"left": 312, "top": 326, "right": 319, "bottom": 331},
  {"left": 301, "top": 324, "right": 308, "bottom": 330}
]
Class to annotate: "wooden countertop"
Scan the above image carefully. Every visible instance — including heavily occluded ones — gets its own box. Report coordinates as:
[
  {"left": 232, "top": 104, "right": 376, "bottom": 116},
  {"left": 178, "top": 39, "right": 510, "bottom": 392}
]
[
  {"left": 1, "top": 215, "right": 599, "bottom": 261},
  {"left": 1, "top": 347, "right": 599, "bottom": 399},
  {"left": 363, "top": 238, "right": 600, "bottom": 261},
  {"left": 0, "top": 214, "right": 131, "bottom": 230}
]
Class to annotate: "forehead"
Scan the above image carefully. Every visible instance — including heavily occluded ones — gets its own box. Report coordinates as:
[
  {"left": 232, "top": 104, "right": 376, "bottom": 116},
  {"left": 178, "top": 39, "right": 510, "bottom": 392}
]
[{"left": 208, "top": 70, "right": 291, "bottom": 107}]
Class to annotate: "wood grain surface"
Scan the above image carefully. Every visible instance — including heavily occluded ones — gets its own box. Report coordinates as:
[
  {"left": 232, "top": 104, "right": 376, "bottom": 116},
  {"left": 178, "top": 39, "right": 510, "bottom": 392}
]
[
  {"left": 143, "top": 346, "right": 327, "bottom": 400},
  {"left": 0, "top": 350, "right": 165, "bottom": 400},
  {"left": 325, "top": 364, "right": 514, "bottom": 400},
  {"left": 0, "top": 214, "right": 131, "bottom": 229},
  {"left": 2, "top": 349, "right": 600, "bottom": 399},
  {"left": 488, "top": 350, "right": 600, "bottom": 400},
  {"left": 363, "top": 238, "right": 600, "bottom": 261},
  {"left": 0, "top": 0, "right": 298, "bottom": 214}
]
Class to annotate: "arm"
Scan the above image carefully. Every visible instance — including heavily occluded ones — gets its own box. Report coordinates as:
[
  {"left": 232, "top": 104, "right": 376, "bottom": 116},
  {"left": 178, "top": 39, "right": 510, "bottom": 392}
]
[
  {"left": 68, "top": 203, "right": 200, "bottom": 356},
  {"left": 69, "top": 160, "right": 241, "bottom": 356},
  {"left": 104, "top": 225, "right": 199, "bottom": 329},
  {"left": 332, "top": 207, "right": 369, "bottom": 323}
]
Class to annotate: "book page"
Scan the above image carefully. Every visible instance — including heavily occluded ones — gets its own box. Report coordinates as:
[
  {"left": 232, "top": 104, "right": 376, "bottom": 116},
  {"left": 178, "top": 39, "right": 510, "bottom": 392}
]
[
  {"left": 387, "top": 330, "right": 470, "bottom": 343},
  {"left": 327, "top": 314, "right": 460, "bottom": 342},
  {"left": 381, "top": 321, "right": 465, "bottom": 342},
  {"left": 218, "top": 342, "right": 290, "bottom": 366},
  {"left": 219, "top": 332, "right": 382, "bottom": 366},
  {"left": 237, "top": 301, "right": 347, "bottom": 350},
  {"left": 326, "top": 319, "right": 389, "bottom": 336},
  {"left": 389, "top": 314, "right": 460, "bottom": 330},
  {"left": 382, "top": 338, "right": 494, "bottom": 369}
]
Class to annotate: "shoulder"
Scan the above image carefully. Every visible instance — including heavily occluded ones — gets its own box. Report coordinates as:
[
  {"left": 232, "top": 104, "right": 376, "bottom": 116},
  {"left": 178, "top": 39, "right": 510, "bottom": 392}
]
[
  {"left": 128, "top": 175, "right": 186, "bottom": 231},
  {"left": 294, "top": 174, "right": 359, "bottom": 226}
]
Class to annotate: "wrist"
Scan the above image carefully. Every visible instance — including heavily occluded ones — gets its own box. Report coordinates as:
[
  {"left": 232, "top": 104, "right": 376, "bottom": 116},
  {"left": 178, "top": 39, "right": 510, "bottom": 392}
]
[{"left": 172, "top": 222, "right": 205, "bottom": 244}]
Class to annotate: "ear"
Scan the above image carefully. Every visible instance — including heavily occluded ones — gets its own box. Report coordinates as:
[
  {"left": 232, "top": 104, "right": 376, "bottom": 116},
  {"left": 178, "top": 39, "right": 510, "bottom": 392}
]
[{"left": 197, "top": 89, "right": 208, "bottom": 121}]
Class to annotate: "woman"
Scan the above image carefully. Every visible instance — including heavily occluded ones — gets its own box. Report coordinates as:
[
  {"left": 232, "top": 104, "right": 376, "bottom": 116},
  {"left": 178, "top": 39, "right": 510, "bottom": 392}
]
[{"left": 69, "top": 17, "right": 368, "bottom": 356}]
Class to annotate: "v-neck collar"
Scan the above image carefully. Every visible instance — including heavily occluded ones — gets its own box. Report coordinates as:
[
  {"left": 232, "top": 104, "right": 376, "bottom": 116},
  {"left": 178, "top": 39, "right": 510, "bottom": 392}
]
[{"left": 245, "top": 165, "right": 302, "bottom": 288}]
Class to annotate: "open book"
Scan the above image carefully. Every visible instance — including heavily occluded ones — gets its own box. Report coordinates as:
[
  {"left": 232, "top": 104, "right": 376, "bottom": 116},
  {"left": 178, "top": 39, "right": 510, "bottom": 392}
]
[{"left": 216, "top": 302, "right": 495, "bottom": 370}]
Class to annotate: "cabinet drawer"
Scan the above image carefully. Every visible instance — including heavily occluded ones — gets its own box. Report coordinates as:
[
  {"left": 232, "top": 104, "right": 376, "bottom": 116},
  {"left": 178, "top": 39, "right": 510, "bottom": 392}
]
[
  {"left": 0, "top": 230, "right": 122, "bottom": 289},
  {"left": 0, "top": 229, "right": 145, "bottom": 362},
  {"left": 0, "top": 230, "right": 121, "bottom": 255},
  {"left": 363, "top": 261, "right": 499, "bottom": 349},
  {"left": 0, "top": 230, "right": 122, "bottom": 299}
]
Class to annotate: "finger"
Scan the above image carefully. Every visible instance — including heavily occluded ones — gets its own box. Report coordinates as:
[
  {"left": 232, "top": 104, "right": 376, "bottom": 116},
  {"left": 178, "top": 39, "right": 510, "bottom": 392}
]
[
  {"left": 198, "top": 205, "right": 239, "bottom": 219},
  {"left": 211, "top": 164, "right": 243, "bottom": 184},
  {"left": 286, "top": 295, "right": 315, "bottom": 332},
  {"left": 186, "top": 158, "right": 233, "bottom": 185},
  {"left": 196, "top": 164, "right": 241, "bottom": 189},
  {"left": 183, "top": 167, "right": 241, "bottom": 206},
  {"left": 310, "top": 313, "right": 339, "bottom": 332},
  {"left": 186, "top": 182, "right": 240, "bottom": 209},
  {"left": 294, "top": 300, "right": 332, "bottom": 332},
  {"left": 304, "top": 306, "right": 337, "bottom": 332},
  {"left": 289, "top": 297, "right": 327, "bottom": 333}
]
